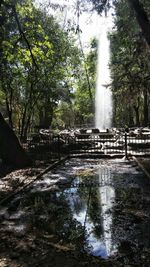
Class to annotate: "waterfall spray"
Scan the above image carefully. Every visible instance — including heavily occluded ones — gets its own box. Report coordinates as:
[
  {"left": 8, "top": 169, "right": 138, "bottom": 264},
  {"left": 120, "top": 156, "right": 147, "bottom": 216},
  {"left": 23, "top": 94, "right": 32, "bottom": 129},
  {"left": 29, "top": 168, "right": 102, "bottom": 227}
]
[{"left": 95, "top": 17, "right": 112, "bottom": 129}]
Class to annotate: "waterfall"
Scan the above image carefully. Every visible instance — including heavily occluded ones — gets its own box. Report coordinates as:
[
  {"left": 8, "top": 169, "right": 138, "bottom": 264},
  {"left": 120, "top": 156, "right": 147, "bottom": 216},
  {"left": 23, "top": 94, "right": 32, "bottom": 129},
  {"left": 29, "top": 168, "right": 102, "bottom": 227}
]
[{"left": 95, "top": 17, "right": 112, "bottom": 129}]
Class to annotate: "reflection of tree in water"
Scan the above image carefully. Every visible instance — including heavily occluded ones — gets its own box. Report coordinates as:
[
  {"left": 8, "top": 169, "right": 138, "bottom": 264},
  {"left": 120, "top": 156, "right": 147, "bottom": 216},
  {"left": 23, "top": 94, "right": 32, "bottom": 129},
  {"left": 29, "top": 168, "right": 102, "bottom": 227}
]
[
  {"left": 20, "top": 191, "right": 86, "bottom": 250},
  {"left": 76, "top": 174, "right": 102, "bottom": 239},
  {"left": 88, "top": 187, "right": 102, "bottom": 237},
  {"left": 53, "top": 192, "right": 87, "bottom": 249}
]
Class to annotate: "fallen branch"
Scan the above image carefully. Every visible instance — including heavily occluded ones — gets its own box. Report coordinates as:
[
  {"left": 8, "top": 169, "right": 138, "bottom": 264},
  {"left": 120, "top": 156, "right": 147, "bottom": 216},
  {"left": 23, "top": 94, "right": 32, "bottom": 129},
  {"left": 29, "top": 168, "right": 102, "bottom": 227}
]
[{"left": 0, "top": 156, "right": 69, "bottom": 206}]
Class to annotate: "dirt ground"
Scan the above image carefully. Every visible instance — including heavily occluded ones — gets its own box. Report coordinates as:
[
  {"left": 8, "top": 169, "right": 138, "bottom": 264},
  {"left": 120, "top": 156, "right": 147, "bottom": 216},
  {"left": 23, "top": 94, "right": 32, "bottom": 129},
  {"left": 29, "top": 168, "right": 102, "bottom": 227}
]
[
  {"left": 0, "top": 162, "right": 112, "bottom": 267},
  {"left": 137, "top": 157, "right": 150, "bottom": 174},
  {"left": 0, "top": 157, "right": 150, "bottom": 267}
]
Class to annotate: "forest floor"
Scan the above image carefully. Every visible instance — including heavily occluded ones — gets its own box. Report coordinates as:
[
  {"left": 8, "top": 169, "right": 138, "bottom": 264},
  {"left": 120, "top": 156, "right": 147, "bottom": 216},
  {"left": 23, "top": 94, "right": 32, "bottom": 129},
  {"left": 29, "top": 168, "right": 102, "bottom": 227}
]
[
  {"left": 0, "top": 157, "right": 150, "bottom": 267},
  {"left": 137, "top": 157, "right": 150, "bottom": 174},
  {"left": 0, "top": 160, "right": 112, "bottom": 267}
]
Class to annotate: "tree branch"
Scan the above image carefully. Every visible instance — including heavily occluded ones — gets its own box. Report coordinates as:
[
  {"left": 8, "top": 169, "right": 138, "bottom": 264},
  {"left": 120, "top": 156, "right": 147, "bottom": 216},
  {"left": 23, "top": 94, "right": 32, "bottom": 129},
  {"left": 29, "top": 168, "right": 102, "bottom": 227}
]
[
  {"left": 11, "top": 6, "right": 39, "bottom": 69},
  {"left": 127, "top": 0, "right": 150, "bottom": 47}
]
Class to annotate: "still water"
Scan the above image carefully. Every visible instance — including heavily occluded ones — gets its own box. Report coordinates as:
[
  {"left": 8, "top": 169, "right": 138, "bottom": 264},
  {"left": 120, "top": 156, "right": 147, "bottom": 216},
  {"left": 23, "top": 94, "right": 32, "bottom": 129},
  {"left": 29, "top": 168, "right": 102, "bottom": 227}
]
[
  {"left": 46, "top": 157, "right": 150, "bottom": 262},
  {"left": 63, "top": 161, "right": 117, "bottom": 258},
  {"left": 30, "top": 157, "right": 149, "bottom": 262},
  {"left": 1, "top": 158, "right": 150, "bottom": 265}
]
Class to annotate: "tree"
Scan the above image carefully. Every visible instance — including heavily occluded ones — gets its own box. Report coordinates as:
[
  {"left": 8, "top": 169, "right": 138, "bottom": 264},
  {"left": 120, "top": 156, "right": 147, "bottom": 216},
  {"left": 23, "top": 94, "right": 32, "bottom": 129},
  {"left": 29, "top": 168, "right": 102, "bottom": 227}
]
[
  {"left": 0, "top": 0, "right": 81, "bottom": 166},
  {"left": 0, "top": 0, "right": 32, "bottom": 167},
  {"left": 127, "top": 0, "right": 150, "bottom": 46},
  {"left": 86, "top": 0, "right": 150, "bottom": 48},
  {"left": 109, "top": 0, "right": 150, "bottom": 127},
  {"left": 74, "top": 38, "right": 97, "bottom": 126}
]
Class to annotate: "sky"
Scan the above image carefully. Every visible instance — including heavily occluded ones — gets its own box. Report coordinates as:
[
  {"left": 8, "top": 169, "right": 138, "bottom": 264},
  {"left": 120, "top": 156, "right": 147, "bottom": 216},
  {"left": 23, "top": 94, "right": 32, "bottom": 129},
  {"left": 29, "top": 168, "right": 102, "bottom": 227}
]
[{"left": 34, "top": 0, "right": 104, "bottom": 49}]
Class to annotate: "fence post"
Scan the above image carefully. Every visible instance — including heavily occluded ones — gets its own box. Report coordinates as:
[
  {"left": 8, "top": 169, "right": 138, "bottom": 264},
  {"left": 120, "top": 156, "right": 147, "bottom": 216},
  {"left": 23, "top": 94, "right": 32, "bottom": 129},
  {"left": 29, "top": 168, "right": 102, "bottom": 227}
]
[
  {"left": 58, "top": 135, "right": 61, "bottom": 161},
  {"left": 66, "top": 136, "right": 70, "bottom": 157},
  {"left": 125, "top": 132, "right": 128, "bottom": 159}
]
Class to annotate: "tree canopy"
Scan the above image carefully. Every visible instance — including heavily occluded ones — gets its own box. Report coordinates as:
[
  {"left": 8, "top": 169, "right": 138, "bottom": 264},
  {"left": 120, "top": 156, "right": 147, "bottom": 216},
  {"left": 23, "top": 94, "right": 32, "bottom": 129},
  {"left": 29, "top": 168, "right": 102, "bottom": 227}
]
[
  {"left": 0, "top": 0, "right": 150, "bottom": 158},
  {"left": 109, "top": 0, "right": 150, "bottom": 127},
  {"left": 0, "top": 0, "right": 81, "bottom": 139},
  {"left": 86, "top": 0, "right": 150, "bottom": 47}
]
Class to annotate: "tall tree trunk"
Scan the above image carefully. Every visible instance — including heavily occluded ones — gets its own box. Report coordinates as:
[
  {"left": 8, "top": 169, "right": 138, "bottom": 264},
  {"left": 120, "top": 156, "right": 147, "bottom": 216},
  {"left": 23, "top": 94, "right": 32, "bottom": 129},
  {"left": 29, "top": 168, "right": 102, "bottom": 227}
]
[
  {"left": 128, "top": 0, "right": 150, "bottom": 46},
  {"left": 133, "top": 97, "right": 140, "bottom": 126},
  {"left": 23, "top": 113, "right": 32, "bottom": 142},
  {"left": 128, "top": 105, "right": 134, "bottom": 126},
  {"left": 143, "top": 88, "right": 148, "bottom": 126},
  {"left": 5, "top": 97, "right": 13, "bottom": 128},
  {"left": 20, "top": 105, "right": 28, "bottom": 141},
  {"left": 39, "top": 99, "right": 54, "bottom": 128},
  {"left": 134, "top": 106, "right": 140, "bottom": 126},
  {"left": 0, "top": 112, "right": 31, "bottom": 168}
]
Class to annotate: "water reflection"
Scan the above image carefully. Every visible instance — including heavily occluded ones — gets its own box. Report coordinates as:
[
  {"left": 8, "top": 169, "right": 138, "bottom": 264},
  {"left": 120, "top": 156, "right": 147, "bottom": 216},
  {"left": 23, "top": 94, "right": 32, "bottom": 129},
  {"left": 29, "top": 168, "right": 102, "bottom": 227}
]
[
  {"left": 98, "top": 167, "right": 117, "bottom": 257},
  {"left": 65, "top": 165, "right": 117, "bottom": 258}
]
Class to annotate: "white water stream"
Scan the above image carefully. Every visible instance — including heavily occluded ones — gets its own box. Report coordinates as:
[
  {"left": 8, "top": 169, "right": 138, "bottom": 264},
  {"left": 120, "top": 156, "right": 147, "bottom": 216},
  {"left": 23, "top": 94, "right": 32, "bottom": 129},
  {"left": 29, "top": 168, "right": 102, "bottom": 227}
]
[{"left": 95, "top": 17, "right": 113, "bottom": 129}]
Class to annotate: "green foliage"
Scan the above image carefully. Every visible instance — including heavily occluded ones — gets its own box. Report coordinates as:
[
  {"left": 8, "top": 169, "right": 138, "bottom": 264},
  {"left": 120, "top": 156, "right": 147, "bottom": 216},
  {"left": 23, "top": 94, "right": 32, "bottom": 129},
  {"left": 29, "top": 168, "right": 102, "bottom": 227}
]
[
  {"left": 52, "top": 37, "right": 98, "bottom": 129},
  {"left": 52, "top": 101, "right": 75, "bottom": 129},
  {"left": 110, "top": 0, "right": 150, "bottom": 127},
  {"left": 0, "top": 0, "right": 81, "bottom": 138},
  {"left": 73, "top": 38, "right": 98, "bottom": 126}
]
